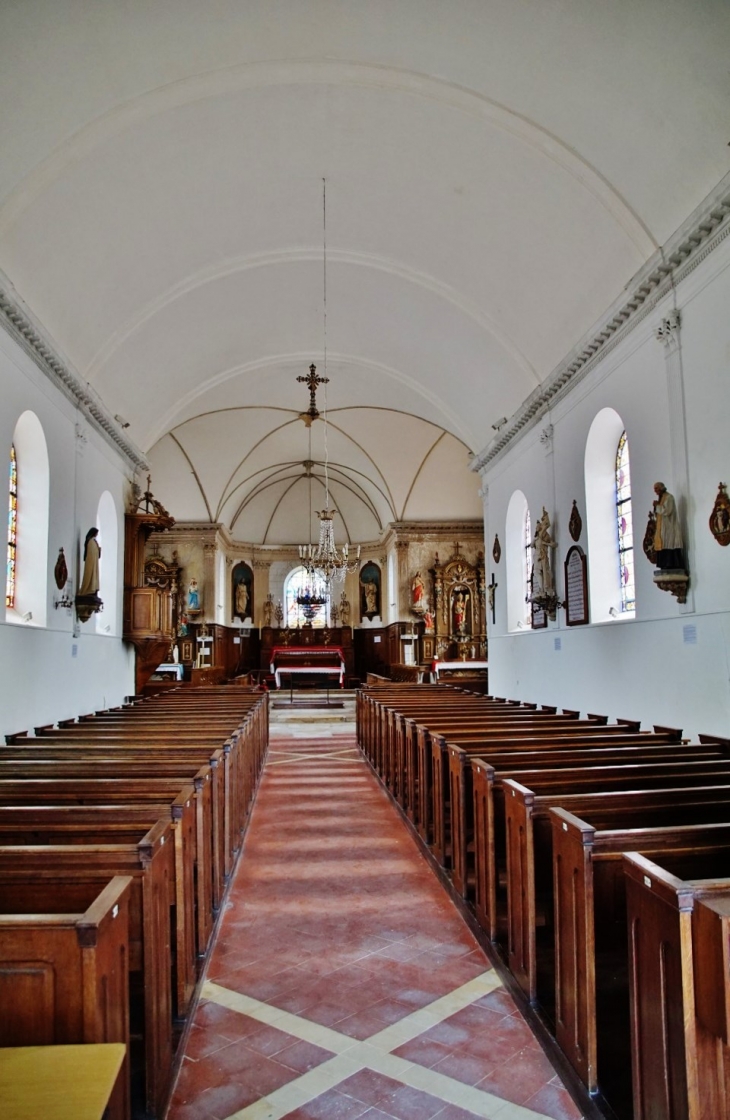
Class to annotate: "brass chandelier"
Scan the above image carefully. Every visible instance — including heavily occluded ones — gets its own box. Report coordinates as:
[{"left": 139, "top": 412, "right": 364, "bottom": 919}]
[{"left": 298, "top": 180, "right": 360, "bottom": 586}]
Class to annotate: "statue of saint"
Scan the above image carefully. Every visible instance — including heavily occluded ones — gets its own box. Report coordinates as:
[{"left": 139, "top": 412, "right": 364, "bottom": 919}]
[
  {"left": 652, "top": 482, "right": 684, "bottom": 569},
  {"left": 263, "top": 595, "right": 274, "bottom": 627},
  {"left": 361, "top": 580, "right": 378, "bottom": 615},
  {"left": 452, "top": 590, "right": 469, "bottom": 634},
  {"left": 235, "top": 579, "right": 249, "bottom": 617},
  {"left": 532, "top": 509, "right": 556, "bottom": 595},
  {"left": 340, "top": 596, "right": 351, "bottom": 625},
  {"left": 412, "top": 571, "right": 425, "bottom": 609},
  {"left": 78, "top": 528, "right": 101, "bottom": 597},
  {"left": 187, "top": 578, "right": 200, "bottom": 611}
]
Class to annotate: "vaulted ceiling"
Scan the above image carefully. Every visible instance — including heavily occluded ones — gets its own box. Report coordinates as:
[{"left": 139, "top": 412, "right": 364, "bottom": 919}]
[{"left": 1, "top": 1, "right": 728, "bottom": 543}]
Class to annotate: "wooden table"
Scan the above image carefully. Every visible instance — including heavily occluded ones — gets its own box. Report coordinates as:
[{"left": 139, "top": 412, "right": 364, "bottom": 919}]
[{"left": 0, "top": 1043, "right": 125, "bottom": 1120}]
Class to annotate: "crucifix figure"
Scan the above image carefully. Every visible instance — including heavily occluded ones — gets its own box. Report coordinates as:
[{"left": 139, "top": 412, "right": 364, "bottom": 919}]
[
  {"left": 488, "top": 572, "right": 498, "bottom": 625},
  {"left": 297, "top": 363, "right": 330, "bottom": 422}
]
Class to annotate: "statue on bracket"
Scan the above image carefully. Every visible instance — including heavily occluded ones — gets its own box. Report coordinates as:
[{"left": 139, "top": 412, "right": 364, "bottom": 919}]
[
  {"left": 644, "top": 482, "right": 689, "bottom": 603},
  {"left": 76, "top": 527, "right": 103, "bottom": 622},
  {"left": 232, "top": 561, "right": 253, "bottom": 622},
  {"left": 360, "top": 561, "right": 381, "bottom": 620}
]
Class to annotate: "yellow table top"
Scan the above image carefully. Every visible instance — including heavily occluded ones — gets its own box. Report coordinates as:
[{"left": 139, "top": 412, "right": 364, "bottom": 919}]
[{"left": 0, "top": 1043, "right": 125, "bottom": 1120}]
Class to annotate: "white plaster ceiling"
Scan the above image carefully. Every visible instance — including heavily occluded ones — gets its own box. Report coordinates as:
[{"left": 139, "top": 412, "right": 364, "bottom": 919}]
[{"left": 1, "top": 1, "right": 728, "bottom": 542}]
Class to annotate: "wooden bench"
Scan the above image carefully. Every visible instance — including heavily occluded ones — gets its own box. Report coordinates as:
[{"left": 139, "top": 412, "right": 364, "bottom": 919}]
[
  {"left": 428, "top": 726, "right": 686, "bottom": 867},
  {"left": 624, "top": 851, "right": 730, "bottom": 1120},
  {"left": 469, "top": 747, "right": 730, "bottom": 937},
  {"left": 0, "top": 819, "right": 174, "bottom": 1118},
  {"left": 0, "top": 756, "right": 216, "bottom": 954},
  {"left": 0, "top": 876, "right": 131, "bottom": 1120},
  {"left": 0, "top": 791, "right": 197, "bottom": 1017},
  {"left": 551, "top": 808, "right": 730, "bottom": 1114}
]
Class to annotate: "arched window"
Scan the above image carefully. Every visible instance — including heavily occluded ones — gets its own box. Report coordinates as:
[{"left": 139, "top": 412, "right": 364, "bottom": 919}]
[
  {"left": 6, "top": 444, "right": 17, "bottom": 608},
  {"left": 95, "top": 491, "right": 119, "bottom": 634},
  {"left": 284, "top": 567, "right": 330, "bottom": 629},
  {"left": 523, "top": 505, "right": 532, "bottom": 616},
  {"left": 506, "top": 490, "right": 531, "bottom": 631},
  {"left": 5, "top": 411, "right": 50, "bottom": 626},
  {"left": 615, "top": 431, "right": 635, "bottom": 613},
  {"left": 585, "top": 407, "right": 635, "bottom": 621}
]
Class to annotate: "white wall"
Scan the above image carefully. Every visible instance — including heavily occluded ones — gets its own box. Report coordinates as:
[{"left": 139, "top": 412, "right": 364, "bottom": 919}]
[
  {"left": 0, "top": 326, "right": 134, "bottom": 736},
  {"left": 481, "top": 236, "right": 730, "bottom": 739}
]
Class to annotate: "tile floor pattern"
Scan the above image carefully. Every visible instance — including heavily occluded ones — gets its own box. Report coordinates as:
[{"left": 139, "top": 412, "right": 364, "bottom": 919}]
[{"left": 167, "top": 715, "right": 583, "bottom": 1120}]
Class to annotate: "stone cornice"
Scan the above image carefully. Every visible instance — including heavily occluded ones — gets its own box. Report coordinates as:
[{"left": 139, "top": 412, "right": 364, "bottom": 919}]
[
  {"left": 0, "top": 271, "right": 148, "bottom": 472},
  {"left": 471, "top": 172, "right": 730, "bottom": 475}
]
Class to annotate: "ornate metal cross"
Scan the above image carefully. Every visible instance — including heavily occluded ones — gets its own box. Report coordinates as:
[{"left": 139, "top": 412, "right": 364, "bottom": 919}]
[
  {"left": 488, "top": 572, "right": 498, "bottom": 625},
  {"left": 297, "top": 363, "right": 330, "bottom": 421}
]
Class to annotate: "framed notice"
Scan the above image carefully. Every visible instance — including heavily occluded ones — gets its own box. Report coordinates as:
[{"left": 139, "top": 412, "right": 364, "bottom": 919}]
[
  {"left": 531, "top": 602, "right": 547, "bottom": 629},
  {"left": 564, "top": 545, "right": 588, "bottom": 626}
]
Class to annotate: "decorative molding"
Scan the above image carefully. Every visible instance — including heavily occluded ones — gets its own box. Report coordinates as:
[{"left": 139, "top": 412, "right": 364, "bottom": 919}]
[
  {"left": 654, "top": 308, "right": 681, "bottom": 349},
  {"left": 0, "top": 273, "right": 148, "bottom": 472},
  {"left": 472, "top": 174, "right": 730, "bottom": 474}
]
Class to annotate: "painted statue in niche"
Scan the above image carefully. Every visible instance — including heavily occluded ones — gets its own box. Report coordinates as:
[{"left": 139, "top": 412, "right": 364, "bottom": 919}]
[
  {"left": 359, "top": 561, "right": 381, "bottom": 620},
  {"left": 452, "top": 588, "right": 470, "bottom": 635},
  {"left": 187, "top": 578, "right": 201, "bottom": 613},
  {"left": 232, "top": 561, "right": 253, "bottom": 622}
]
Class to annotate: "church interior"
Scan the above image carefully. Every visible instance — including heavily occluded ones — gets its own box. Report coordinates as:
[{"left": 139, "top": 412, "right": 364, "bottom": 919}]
[{"left": 1, "top": 3, "right": 730, "bottom": 1119}]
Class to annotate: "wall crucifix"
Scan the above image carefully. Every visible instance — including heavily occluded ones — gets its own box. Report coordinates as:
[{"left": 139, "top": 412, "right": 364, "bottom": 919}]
[{"left": 488, "top": 572, "right": 498, "bottom": 625}]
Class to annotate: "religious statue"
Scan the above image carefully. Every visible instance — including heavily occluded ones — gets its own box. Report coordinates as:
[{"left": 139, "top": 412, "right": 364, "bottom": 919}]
[
  {"left": 339, "top": 593, "right": 351, "bottom": 626},
  {"left": 411, "top": 571, "right": 425, "bottom": 610},
  {"left": 423, "top": 608, "right": 434, "bottom": 632},
  {"left": 532, "top": 508, "right": 556, "bottom": 595},
  {"left": 235, "top": 579, "right": 249, "bottom": 618},
  {"left": 452, "top": 589, "right": 469, "bottom": 634},
  {"left": 78, "top": 528, "right": 101, "bottom": 597},
  {"left": 187, "top": 578, "right": 200, "bottom": 612},
  {"left": 361, "top": 579, "right": 378, "bottom": 615},
  {"left": 263, "top": 593, "right": 274, "bottom": 627},
  {"left": 652, "top": 482, "right": 684, "bottom": 570}
]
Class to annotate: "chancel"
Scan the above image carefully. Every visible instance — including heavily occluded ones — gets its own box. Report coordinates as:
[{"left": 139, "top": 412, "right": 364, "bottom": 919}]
[{"left": 1, "top": 4, "right": 730, "bottom": 1120}]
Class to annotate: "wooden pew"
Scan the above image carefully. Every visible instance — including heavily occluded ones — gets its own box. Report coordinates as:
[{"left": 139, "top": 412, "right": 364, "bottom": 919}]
[
  {"left": 0, "top": 790, "right": 196, "bottom": 1017},
  {"left": 502, "top": 778, "right": 730, "bottom": 1005},
  {"left": 0, "top": 756, "right": 216, "bottom": 954},
  {"left": 0, "top": 819, "right": 174, "bottom": 1118},
  {"left": 428, "top": 726, "right": 686, "bottom": 867},
  {"left": 551, "top": 808, "right": 730, "bottom": 1115},
  {"left": 0, "top": 742, "right": 228, "bottom": 910},
  {"left": 0, "top": 875, "right": 132, "bottom": 1120},
  {"left": 624, "top": 852, "right": 730, "bottom": 1120},
  {"left": 469, "top": 748, "right": 730, "bottom": 937}
]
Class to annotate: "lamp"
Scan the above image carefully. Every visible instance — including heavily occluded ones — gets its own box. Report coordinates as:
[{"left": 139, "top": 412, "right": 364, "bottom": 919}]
[{"left": 298, "top": 179, "right": 361, "bottom": 586}]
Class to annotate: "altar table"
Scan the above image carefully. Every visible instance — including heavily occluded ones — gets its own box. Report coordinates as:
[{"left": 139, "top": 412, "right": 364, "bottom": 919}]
[{"left": 270, "top": 646, "right": 345, "bottom": 689}]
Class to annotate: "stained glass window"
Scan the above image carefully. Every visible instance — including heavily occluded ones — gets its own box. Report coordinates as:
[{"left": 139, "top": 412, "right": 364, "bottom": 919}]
[
  {"left": 6, "top": 444, "right": 17, "bottom": 608},
  {"left": 523, "top": 506, "right": 532, "bottom": 619},
  {"left": 284, "top": 567, "right": 329, "bottom": 629},
  {"left": 615, "top": 430, "right": 635, "bottom": 613}
]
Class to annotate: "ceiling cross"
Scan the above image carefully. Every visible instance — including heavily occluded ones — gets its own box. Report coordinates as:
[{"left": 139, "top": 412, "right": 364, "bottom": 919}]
[{"left": 297, "top": 363, "right": 330, "bottom": 421}]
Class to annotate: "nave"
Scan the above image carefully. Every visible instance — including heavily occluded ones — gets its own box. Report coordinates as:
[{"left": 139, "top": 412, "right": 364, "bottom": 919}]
[{"left": 168, "top": 702, "right": 582, "bottom": 1120}]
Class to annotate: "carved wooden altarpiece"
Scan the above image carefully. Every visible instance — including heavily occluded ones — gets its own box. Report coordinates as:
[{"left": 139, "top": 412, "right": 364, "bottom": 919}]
[{"left": 429, "top": 544, "right": 486, "bottom": 662}]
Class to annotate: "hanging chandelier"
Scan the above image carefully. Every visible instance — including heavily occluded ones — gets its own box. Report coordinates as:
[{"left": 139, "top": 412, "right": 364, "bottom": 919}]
[{"left": 298, "top": 179, "right": 361, "bottom": 586}]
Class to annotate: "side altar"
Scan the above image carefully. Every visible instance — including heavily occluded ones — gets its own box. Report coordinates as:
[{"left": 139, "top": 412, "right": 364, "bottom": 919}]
[{"left": 411, "top": 543, "right": 488, "bottom": 686}]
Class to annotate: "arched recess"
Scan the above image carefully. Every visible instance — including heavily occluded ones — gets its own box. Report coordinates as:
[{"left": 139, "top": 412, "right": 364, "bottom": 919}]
[
  {"left": 585, "top": 407, "right": 634, "bottom": 622},
  {"left": 95, "top": 490, "right": 119, "bottom": 634},
  {"left": 506, "top": 490, "right": 530, "bottom": 633},
  {"left": 6, "top": 411, "right": 49, "bottom": 626}
]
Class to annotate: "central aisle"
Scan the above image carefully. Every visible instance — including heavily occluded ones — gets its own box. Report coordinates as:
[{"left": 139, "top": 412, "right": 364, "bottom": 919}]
[{"left": 168, "top": 708, "right": 582, "bottom": 1120}]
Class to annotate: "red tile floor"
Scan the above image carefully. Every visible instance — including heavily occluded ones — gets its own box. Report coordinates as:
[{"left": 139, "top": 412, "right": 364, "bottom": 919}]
[{"left": 167, "top": 717, "right": 584, "bottom": 1120}]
